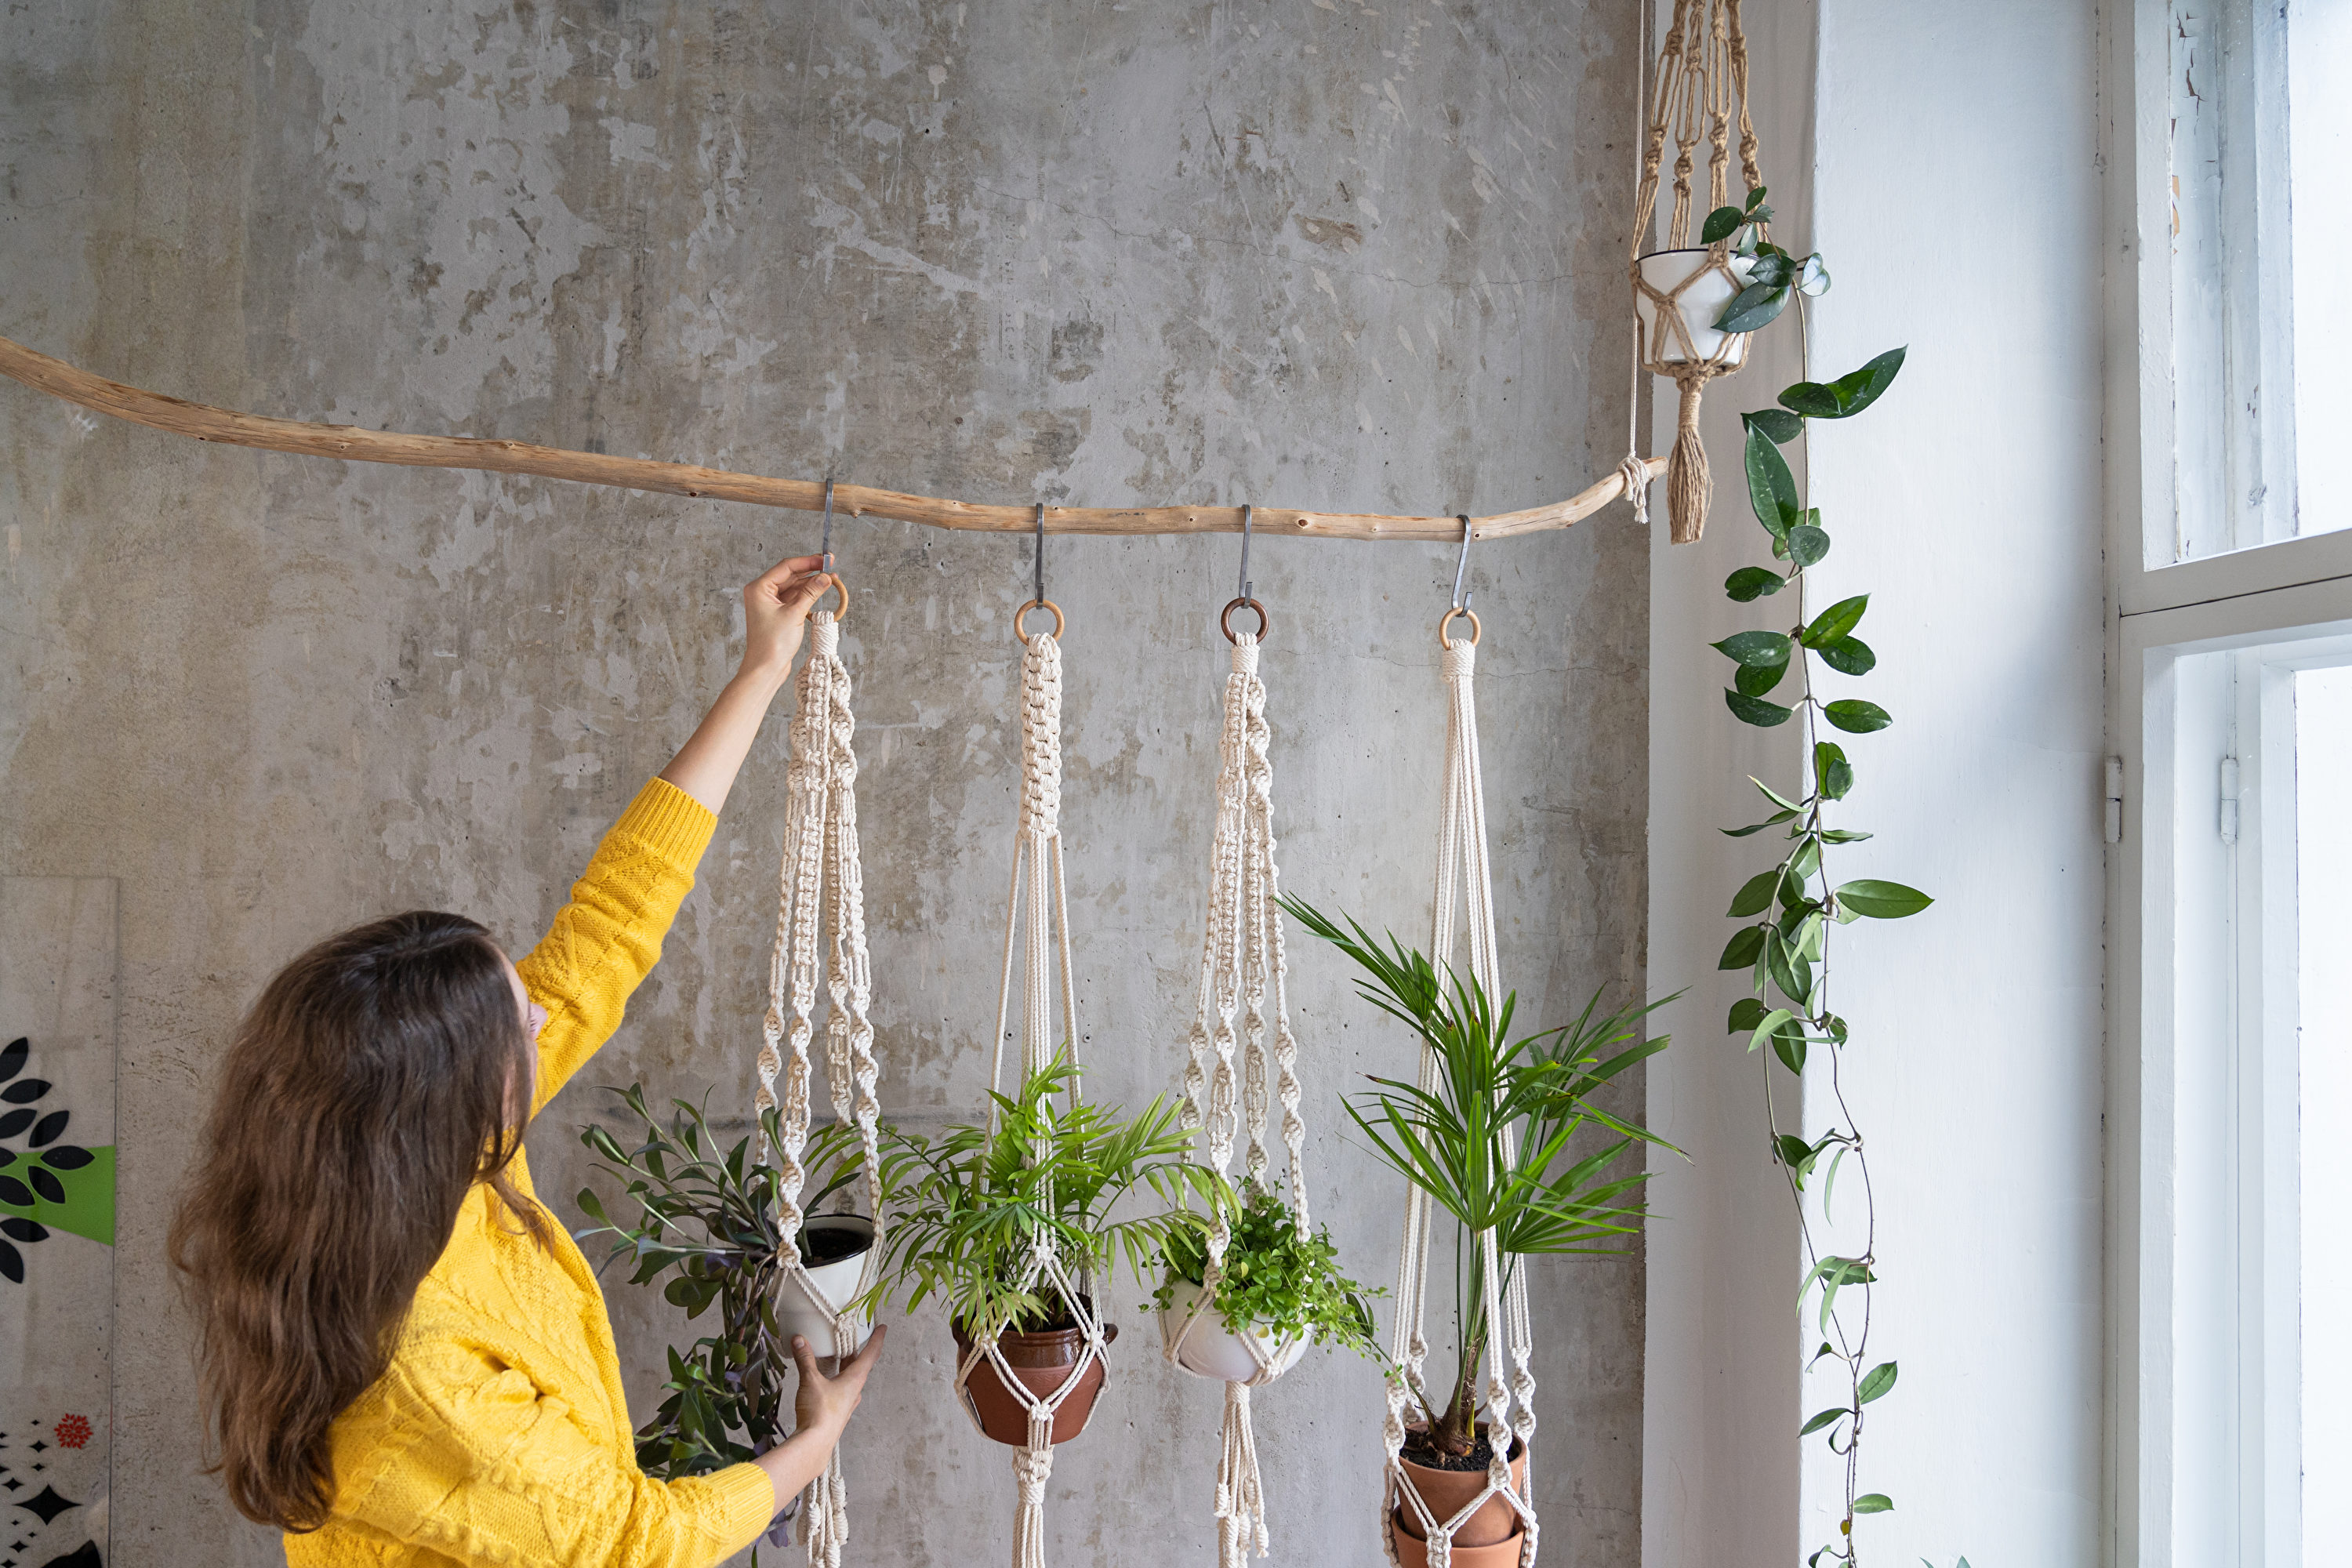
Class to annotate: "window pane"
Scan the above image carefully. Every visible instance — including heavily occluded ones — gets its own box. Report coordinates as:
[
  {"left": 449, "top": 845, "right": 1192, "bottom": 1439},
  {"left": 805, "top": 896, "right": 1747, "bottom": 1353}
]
[
  {"left": 2291, "top": 1, "right": 2352, "bottom": 542},
  {"left": 2299, "top": 662, "right": 2352, "bottom": 1566}
]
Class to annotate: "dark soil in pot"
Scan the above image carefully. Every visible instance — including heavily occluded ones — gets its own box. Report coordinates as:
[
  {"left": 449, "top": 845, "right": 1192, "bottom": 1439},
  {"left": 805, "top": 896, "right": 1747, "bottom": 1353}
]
[
  {"left": 950, "top": 1304, "right": 1120, "bottom": 1446},
  {"left": 800, "top": 1218, "right": 873, "bottom": 1265}
]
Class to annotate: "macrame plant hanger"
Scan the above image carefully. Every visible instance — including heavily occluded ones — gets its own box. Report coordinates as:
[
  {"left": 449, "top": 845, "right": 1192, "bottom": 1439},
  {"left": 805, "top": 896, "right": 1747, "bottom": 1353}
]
[
  {"left": 1629, "top": 0, "right": 1765, "bottom": 543},
  {"left": 752, "top": 480, "right": 889, "bottom": 1568},
  {"left": 954, "top": 506, "right": 1111, "bottom": 1568},
  {"left": 1162, "top": 505, "right": 1312, "bottom": 1567},
  {"left": 1381, "top": 524, "right": 1540, "bottom": 1568}
]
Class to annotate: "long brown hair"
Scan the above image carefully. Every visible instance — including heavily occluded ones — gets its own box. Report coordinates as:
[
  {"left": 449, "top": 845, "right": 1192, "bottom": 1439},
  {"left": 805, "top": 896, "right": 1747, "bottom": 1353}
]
[{"left": 170, "top": 910, "right": 549, "bottom": 1531}]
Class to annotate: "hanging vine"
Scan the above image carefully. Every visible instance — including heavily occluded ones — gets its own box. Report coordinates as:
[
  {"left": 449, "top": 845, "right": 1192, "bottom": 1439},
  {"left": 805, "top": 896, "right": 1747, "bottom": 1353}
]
[{"left": 1705, "top": 310, "right": 1928, "bottom": 1566}]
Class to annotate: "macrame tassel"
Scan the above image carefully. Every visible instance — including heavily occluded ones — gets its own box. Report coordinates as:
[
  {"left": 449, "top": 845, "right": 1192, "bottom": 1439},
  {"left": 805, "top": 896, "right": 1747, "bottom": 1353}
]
[
  {"left": 803, "top": 1450, "right": 849, "bottom": 1568},
  {"left": 1214, "top": 1380, "right": 1269, "bottom": 1566},
  {"left": 1013, "top": 1439, "right": 1055, "bottom": 1568},
  {"left": 1667, "top": 370, "right": 1711, "bottom": 544}
]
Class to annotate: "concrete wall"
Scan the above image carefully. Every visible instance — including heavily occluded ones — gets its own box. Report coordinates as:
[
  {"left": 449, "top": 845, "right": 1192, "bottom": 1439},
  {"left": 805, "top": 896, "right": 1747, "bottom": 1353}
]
[{"left": 0, "top": 2, "right": 1653, "bottom": 1563}]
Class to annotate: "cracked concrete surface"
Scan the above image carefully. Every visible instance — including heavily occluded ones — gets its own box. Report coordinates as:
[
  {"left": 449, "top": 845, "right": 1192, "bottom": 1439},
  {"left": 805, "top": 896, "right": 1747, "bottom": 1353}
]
[{"left": 0, "top": 1, "right": 1650, "bottom": 1562}]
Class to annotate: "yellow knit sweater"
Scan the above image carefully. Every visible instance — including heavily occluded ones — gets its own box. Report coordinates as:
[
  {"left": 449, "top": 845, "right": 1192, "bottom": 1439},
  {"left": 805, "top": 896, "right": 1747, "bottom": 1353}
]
[{"left": 288, "top": 779, "right": 776, "bottom": 1568}]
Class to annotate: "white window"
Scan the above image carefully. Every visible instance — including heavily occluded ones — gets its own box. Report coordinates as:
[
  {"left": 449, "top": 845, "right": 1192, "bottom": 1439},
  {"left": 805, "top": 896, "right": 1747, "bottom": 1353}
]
[{"left": 2112, "top": 3, "right": 2352, "bottom": 1566}]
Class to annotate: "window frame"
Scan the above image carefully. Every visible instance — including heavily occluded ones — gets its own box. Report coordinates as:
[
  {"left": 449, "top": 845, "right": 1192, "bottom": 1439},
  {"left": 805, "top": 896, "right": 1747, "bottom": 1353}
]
[{"left": 2104, "top": 2, "right": 2352, "bottom": 1566}]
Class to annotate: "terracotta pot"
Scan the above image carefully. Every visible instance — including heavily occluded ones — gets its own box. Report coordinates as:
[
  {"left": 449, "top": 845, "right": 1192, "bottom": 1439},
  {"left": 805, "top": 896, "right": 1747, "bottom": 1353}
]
[
  {"left": 1392, "top": 1426, "right": 1528, "bottom": 1550},
  {"left": 1390, "top": 1516, "right": 1526, "bottom": 1568},
  {"left": 950, "top": 1310, "right": 1120, "bottom": 1446}
]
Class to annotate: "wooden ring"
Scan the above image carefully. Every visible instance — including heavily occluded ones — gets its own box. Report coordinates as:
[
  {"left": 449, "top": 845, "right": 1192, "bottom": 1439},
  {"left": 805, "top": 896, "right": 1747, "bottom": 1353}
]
[
  {"left": 1220, "top": 597, "right": 1269, "bottom": 644},
  {"left": 1014, "top": 597, "right": 1064, "bottom": 644},
  {"left": 813, "top": 572, "right": 848, "bottom": 623},
  {"left": 1437, "top": 606, "right": 1481, "bottom": 648}
]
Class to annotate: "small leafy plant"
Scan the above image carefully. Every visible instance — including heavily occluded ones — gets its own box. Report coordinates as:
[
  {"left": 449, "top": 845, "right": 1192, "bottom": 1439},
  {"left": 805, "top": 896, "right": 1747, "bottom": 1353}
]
[
  {"left": 575, "top": 1086, "right": 869, "bottom": 1479},
  {"left": 1148, "top": 1179, "right": 1381, "bottom": 1357},
  {"left": 1283, "top": 897, "right": 1675, "bottom": 1461},
  {"left": 1700, "top": 186, "right": 1831, "bottom": 334},
  {"left": 861, "top": 1056, "right": 1227, "bottom": 1341}
]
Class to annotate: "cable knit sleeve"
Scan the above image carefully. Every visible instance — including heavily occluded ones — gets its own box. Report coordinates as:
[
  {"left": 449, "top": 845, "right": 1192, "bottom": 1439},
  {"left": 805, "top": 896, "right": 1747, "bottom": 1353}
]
[
  {"left": 517, "top": 777, "right": 717, "bottom": 1118},
  {"left": 324, "top": 1340, "right": 775, "bottom": 1568}
]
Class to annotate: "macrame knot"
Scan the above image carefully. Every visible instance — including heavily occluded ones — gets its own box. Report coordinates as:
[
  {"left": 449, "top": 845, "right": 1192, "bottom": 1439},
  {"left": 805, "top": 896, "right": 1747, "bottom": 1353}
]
[
  {"left": 1441, "top": 640, "right": 1477, "bottom": 680},
  {"left": 1018, "top": 633, "right": 1065, "bottom": 839},
  {"left": 810, "top": 610, "right": 840, "bottom": 659},
  {"left": 1616, "top": 454, "right": 1653, "bottom": 527},
  {"left": 1229, "top": 632, "right": 1259, "bottom": 677}
]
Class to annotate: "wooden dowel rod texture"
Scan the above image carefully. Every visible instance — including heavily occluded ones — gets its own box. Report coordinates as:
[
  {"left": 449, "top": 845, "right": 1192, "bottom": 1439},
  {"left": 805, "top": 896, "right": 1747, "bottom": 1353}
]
[{"left": 0, "top": 333, "right": 1662, "bottom": 543}]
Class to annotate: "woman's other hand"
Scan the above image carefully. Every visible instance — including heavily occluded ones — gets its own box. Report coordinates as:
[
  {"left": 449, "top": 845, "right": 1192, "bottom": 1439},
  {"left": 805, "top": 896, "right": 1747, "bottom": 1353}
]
[{"left": 741, "top": 553, "right": 834, "bottom": 688}]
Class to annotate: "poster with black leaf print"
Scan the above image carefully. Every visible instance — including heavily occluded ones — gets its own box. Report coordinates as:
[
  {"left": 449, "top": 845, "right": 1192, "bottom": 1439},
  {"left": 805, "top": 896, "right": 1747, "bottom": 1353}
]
[{"left": 0, "top": 880, "right": 115, "bottom": 1568}]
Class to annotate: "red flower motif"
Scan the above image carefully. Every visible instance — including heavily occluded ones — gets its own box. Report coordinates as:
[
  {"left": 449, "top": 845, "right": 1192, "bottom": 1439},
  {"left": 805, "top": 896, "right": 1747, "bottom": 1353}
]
[{"left": 53, "top": 1412, "right": 92, "bottom": 1450}]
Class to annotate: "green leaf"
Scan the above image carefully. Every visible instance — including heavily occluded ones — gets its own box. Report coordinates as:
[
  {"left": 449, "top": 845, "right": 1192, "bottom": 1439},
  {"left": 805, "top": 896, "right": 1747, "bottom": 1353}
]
[
  {"left": 1744, "top": 184, "right": 1770, "bottom": 212},
  {"left": 1743, "top": 408, "right": 1805, "bottom": 445},
  {"left": 1722, "top": 808, "right": 1799, "bottom": 837},
  {"left": 1728, "top": 997, "right": 1769, "bottom": 1033},
  {"left": 1728, "top": 871, "right": 1780, "bottom": 918},
  {"left": 1796, "top": 254, "right": 1831, "bottom": 296},
  {"left": 1785, "top": 524, "right": 1830, "bottom": 568},
  {"left": 1819, "top": 828, "right": 1873, "bottom": 843},
  {"left": 1752, "top": 1010, "right": 1798, "bottom": 1056},
  {"left": 1817, "top": 636, "right": 1876, "bottom": 676},
  {"left": 1700, "top": 204, "right": 1746, "bottom": 244},
  {"left": 1717, "top": 282, "right": 1791, "bottom": 334},
  {"left": 1726, "top": 691, "right": 1795, "bottom": 728},
  {"left": 1744, "top": 426, "right": 1801, "bottom": 538},
  {"left": 1751, "top": 776, "right": 1806, "bottom": 812},
  {"left": 1799, "top": 1405, "right": 1847, "bottom": 1436},
  {"left": 1824, "top": 699, "right": 1892, "bottom": 734},
  {"left": 1858, "top": 1360, "right": 1899, "bottom": 1404},
  {"left": 1778, "top": 380, "right": 1842, "bottom": 419},
  {"left": 1824, "top": 347, "right": 1907, "bottom": 418},
  {"left": 1719, "top": 925, "right": 1767, "bottom": 971},
  {"left": 1737, "top": 648, "right": 1786, "bottom": 690},
  {"left": 1814, "top": 742, "right": 1853, "bottom": 800},
  {"left": 1771, "top": 1022, "right": 1808, "bottom": 1074},
  {"left": 1715, "top": 630, "right": 1792, "bottom": 668},
  {"left": 1835, "top": 880, "right": 1935, "bottom": 919},
  {"left": 1803, "top": 594, "right": 1870, "bottom": 646},
  {"left": 1725, "top": 565, "right": 1786, "bottom": 601},
  {"left": 1852, "top": 1494, "right": 1895, "bottom": 1515}
]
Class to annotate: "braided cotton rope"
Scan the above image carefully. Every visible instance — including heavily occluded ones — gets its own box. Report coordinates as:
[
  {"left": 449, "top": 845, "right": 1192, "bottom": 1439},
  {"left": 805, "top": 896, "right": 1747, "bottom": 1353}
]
[
  {"left": 1164, "top": 631, "right": 1312, "bottom": 1566},
  {"left": 960, "top": 619, "right": 1110, "bottom": 1568},
  {"left": 753, "top": 610, "right": 887, "bottom": 1568},
  {"left": 1380, "top": 633, "right": 1540, "bottom": 1568}
]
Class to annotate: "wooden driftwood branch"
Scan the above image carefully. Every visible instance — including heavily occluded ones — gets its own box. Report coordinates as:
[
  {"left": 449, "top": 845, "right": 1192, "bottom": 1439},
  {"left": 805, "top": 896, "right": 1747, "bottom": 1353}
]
[{"left": 0, "top": 333, "right": 1661, "bottom": 543}]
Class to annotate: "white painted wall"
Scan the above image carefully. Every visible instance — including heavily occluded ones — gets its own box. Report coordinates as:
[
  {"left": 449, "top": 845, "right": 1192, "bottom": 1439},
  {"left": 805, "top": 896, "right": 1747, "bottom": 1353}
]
[{"left": 1644, "top": 4, "right": 2107, "bottom": 1565}]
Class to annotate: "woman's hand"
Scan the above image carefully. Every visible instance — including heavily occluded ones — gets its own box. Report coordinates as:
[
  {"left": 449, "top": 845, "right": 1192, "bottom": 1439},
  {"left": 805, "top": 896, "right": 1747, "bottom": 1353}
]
[
  {"left": 655, "top": 552, "right": 838, "bottom": 813},
  {"left": 791, "top": 1323, "right": 887, "bottom": 1440},
  {"left": 740, "top": 553, "right": 836, "bottom": 688},
  {"left": 749, "top": 1326, "right": 888, "bottom": 1514}
]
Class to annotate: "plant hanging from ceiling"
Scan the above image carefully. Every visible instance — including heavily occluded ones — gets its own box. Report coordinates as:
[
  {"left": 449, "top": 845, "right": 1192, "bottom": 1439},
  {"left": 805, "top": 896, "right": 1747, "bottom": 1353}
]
[{"left": 1704, "top": 294, "right": 1930, "bottom": 1566}]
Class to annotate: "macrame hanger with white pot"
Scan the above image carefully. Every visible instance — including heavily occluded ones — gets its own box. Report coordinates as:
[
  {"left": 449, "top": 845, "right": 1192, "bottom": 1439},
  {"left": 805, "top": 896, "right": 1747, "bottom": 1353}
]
[
  {"left": 1628, "top": 0, "right": 1766, "bottom": 543},
  {"left": 956, "top": 506, "right": 1109, "bottom": 1568},
  {"left": 753, "top": 477, "right": 889, "bottom": 1568},
  {"left": 1163, "top": 503, "right": 1313, "bottom": 1566},
  {"left": 1380, "top": 521, "right": 1540, "bottom": 1568}
]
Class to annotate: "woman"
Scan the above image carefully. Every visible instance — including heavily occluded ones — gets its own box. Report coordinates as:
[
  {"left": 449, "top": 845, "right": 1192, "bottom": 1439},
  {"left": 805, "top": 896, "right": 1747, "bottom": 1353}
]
[{"left": 171, "top": 554, "right": 884, "bottom": 1566}]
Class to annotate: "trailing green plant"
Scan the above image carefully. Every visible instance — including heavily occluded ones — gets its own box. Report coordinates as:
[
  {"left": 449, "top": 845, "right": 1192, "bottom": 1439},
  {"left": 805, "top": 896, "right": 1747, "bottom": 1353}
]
[
  {"left": 1282, "top": 895, "right": 1675, "bottom": 1460},
  {"left": 1708, "top": 329, "right": 1933, "bottom": 1567},
  {"left": 573, "top": 1086, "right": 871, "bottom": 1480},
  {"left": 861, "top": 1055, "right": 1228, "bottom": 1341},
  {"left": 1147, "top": 1178, "right": 1382, "bottom": 1357},
  {"left": 1701, "top": 186, "right": 1832, "bottom": 334}
]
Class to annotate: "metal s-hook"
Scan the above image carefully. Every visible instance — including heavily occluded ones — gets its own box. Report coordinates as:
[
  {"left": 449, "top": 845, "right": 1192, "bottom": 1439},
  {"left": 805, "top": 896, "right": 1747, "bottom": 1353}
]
[
  {"left": 820, "top": 477, "right": 837, "bottom": 571},
  {"left": 1015, "top": 502, "right": 1062, "bottom": 644},
  {"left": 1439, "top": 513, "right": 1479, "bottom": 647},
  {"left": 1221, "top": 503, "right": 1268, "bottom": 643}
]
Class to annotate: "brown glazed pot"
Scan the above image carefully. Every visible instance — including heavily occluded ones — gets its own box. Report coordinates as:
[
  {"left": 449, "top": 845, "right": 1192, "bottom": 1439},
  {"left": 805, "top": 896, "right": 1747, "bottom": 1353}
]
[
  {"left": 1392, "top": 1425, "right": 1530, "bottom": 1554},
  {"left": 949, "top": 1312, "right": 1120, "bottom": 1446}
]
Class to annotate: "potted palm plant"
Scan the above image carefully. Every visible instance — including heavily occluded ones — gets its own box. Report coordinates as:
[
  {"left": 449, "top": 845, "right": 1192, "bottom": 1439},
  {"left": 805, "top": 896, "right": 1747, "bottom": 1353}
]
[
  {"left": 1150, "top": 1179, "right": 1381, "bottom": 1381},
  {"left": 574, "top": 1087, "right": 877, "bottom": 1479},
  {"left": 1283, "top": 898, "right": 1675, "bottom": 1568},
  {"left": 858, "top": 1056, "right": 1227, "bottom": 1445}
]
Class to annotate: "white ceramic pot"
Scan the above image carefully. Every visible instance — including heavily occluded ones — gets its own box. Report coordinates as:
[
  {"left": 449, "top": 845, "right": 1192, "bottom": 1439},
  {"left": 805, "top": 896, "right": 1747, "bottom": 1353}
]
[
  {"left": 1158, "top": 1276, "right": 1308, "bottom": 1384},
  {"left": 1635, "top": 248, "right": 1759, "bottom": 366},
  {"left": 775, "top": 1214, "right": 876, "bottom": 1359}
]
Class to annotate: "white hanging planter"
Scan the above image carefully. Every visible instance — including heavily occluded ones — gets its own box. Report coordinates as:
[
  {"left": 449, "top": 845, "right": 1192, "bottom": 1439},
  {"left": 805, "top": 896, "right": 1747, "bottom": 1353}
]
[
  {"left": 774, "top": 1214, "right": 876, "bottom": 1358},
  {"left": 1635, "top": 247, "right": 1759, "bottom": 367},
  {"left": 1158, "top": 1276, "right": 1308, "bottom": 1385}
]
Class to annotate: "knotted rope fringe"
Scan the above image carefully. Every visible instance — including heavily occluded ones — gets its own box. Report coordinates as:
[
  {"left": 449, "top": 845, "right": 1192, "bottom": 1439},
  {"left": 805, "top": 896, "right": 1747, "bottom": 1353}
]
[
  {"left": 1166, "top": 633, "right": 1312, "bottom": 1566},
  {"left": 1381, "top": 637, "right": 1539, "bottom": 1568},
  {"left": 753, "top": 611, "right": 887, "bottom": 1568},
  {"left": 961, "top": 626, "right": 1108, "bottom": 1568}
]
